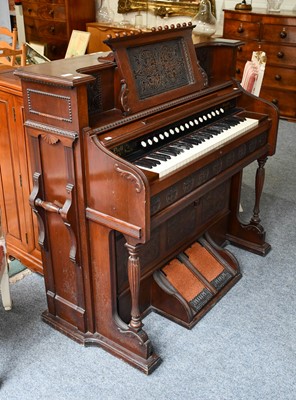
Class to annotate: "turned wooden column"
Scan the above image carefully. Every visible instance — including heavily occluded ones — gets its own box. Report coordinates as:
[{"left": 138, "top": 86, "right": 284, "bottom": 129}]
[
  {"left": 251, "top": 157, "right": 267, "bottom": 225},
  {"left": 125, "top": 242, "right": 143, "bottom": 331}
]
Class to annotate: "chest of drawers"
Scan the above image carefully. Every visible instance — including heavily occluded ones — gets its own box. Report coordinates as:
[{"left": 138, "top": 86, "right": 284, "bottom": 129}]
[
  {"left": 223, "top": 8, "right": 296, "bottom": 121},
  {"left": 22, "top": 0, "right": 95, "bottom": 60}
]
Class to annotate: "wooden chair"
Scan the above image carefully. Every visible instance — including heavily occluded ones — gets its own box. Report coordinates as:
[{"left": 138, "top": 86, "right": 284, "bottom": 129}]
[
  {"left": 0, "top": 26, "right": 26, "bottom": 67},
  {"left": 0, "top": 209, "right": 12, "bottom": 310}
]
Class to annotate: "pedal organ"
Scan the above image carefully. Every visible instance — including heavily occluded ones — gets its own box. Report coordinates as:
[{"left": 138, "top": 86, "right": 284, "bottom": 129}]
[{"left": 16, "top": 24, "right": 279, "bottom": 374}]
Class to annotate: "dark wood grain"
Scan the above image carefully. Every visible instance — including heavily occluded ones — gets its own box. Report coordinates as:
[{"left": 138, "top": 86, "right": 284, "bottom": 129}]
[{"left": 15, "top": 27, "right": 279, "bottom": 373}]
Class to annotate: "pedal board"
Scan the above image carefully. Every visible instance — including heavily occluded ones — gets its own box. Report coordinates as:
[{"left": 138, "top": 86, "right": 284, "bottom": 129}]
[{"left": 152, "top": 235, "right": 242, "bottom": 328}]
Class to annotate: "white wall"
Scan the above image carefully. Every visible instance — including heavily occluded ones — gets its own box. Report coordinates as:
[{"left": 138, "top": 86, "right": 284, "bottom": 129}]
[
  {"left": 0, "top": 0, "right": 11, "bottom": 43},
  {"left": 103, "top": 0, "right": 296, "bottom": 36},
  {"left": 0, "top": 0, "right": 11, "bottom": 29}
]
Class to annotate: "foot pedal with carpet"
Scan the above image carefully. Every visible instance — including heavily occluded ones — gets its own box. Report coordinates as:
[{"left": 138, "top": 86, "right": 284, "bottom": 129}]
[{"left": 152, "top": 234, "right": 242, "bottom": 328}]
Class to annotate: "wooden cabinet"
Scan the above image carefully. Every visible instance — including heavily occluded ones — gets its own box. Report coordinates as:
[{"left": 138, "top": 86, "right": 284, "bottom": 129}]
[
  {"left": 223, "top": 8, "right": 296, "bottom": 121},
  {"left": 0, "top": 69, "right": 42, "bottom": 273},
  {"left": 86, "top": 23, "right": 145, "bottom": 53},
  {"left": 22, "top": 0, "right": 96, "bottom": 60}
]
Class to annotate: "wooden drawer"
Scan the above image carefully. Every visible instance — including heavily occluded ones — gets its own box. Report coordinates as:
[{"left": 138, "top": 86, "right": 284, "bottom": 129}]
[
  {"left": 263, "top": 65, "right": 296, "bottom": 90},
  {"left": 260, "top": 87, "right": 296, "bottom": 120},
  {"left": 236, "top": 42, "right": 296, "bottom": 67},
  {"left": 22, "top": 3, "right": 66, "bottom": 22},
  {"left": 262, "top": 23, "right": 296, "bottom": 44},
  {"left": 236, "top": 42, "right": 262, "bottom": 61},
  {"left": 25, "top": 17, "right": 67, "bottom": 41},
  {"left": 234, "top": 61, "right": 296, "bottom": 91},
  {"left": 223, "top": 20, "right": 260, "bottom": 41},
  {"left": 260, "top": 43, "right": 296, "bottom": 67}
]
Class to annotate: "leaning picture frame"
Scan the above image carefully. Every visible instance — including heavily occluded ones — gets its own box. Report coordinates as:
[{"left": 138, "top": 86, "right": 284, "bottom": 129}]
[
  {"left": 25, "top": 42, "right": 51, "bottom": 64},
  {"left": 65, "top": 30, "right": 91, "bottom": 58}
]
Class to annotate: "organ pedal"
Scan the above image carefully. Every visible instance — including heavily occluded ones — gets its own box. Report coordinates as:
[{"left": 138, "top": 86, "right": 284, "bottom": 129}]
[{"left": 152, "top": 235, "right": 242, "bottom": 328}]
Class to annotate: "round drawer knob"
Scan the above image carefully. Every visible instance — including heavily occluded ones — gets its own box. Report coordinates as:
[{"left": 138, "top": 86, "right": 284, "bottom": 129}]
[
  {"left": 237, "top": 46, "right": 242, "bottom": 52},
  {"left": 236, "top": 68, "right": 241, "bottom": 74},
  {"left": 280, "top": 29, "right": 287, "bottom": 39},
  {"left": 50, "top": 26, "right": 55, "bottom": 33},
  {"left": 275, "top": 75, "right": 282, "bottom": 81},
  {"left": 277, "top": 51, "right": 284, "bottom": 58},
  {"left": 237, "top": 24, "right": 244, "bottom": 33},
  {"left": 49, "top": 10, "right": 54, "bottom": 17},
  {"left": 27, "top": 8, "right": 32, "bottom": 13},
  {"left": 272, "top": 99, "right": 279, "bottom": 105}
]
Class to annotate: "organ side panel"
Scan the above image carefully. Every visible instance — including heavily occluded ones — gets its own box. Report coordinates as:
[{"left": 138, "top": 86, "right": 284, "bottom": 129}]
[
  {"left": 17, "top": 57, "right": 162, "bottom": 374},
  {"left": 20, "top": 74, "right": 95, "bottom": 336}
]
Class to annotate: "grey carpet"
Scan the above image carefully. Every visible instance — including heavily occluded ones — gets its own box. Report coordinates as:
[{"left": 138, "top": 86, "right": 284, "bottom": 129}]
[
  {"left": 0, "top": 120, "right": 295, "bottom": 400},
  {"left": 8, "top": 259, "right": 27, "bottom": 278}
]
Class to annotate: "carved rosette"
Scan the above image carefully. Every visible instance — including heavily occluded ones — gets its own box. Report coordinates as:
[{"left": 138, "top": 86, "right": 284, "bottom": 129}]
[{"left": 41, "top": 133, "right": 59, "bottom": 145}]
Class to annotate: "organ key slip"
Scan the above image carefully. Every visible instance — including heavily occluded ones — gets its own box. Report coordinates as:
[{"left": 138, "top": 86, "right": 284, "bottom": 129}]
[{"left": 16, "top": 23, "right": 279, "bottom": 374}]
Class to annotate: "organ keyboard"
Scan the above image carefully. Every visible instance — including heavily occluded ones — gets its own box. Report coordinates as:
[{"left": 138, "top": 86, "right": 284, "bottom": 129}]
[
  {"left": 16, "top": 24, "right": 279, "bottom": 374},
  {"left": 132, "top": 112, "right": 259, "bottom": 177}
]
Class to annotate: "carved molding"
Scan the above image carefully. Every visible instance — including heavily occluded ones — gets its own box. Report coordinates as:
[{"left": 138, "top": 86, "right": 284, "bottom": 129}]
[
  {"left": 92, "top": 89, "right": 209, "bottom": 135},
  {"left": 25, "top": 120, "right": 78, "bottom": 141},
  {"left": 114, "top": 163, "right": 143, "bottom": 193},
  {"left": 27, "top": 88, "right": 73, "bottom": 123},
  {"left": 120, "top": 79, "right": 131, "bottom": 114}
]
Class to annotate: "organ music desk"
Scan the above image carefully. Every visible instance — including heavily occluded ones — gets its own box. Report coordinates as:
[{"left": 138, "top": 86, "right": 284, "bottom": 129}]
[{"left": 15, "top": 25, "right": 279, "bottom": 374}]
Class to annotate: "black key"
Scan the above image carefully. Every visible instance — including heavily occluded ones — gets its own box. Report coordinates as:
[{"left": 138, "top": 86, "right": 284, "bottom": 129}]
[
  {"left": 232, "top": 115, "right": 246, "bottom": 122},
  {"left": 149, "top": 153, "right": 168, "bottom": 161},
  {"left": 135, "top": 160, "right": 154, "bottom": 169},
  {"left": 214, "top": 123, "right": 230, "bottom": 130},
  {"left": 223, "top": 118, "right": 239, "bottom": 127},
  {"left": 174, "top": 142, "right": 193, "bottom": 150},
  {"left": 183, "top": 137, "right": 201, "bottom": 145},
  {"left": 168, "top": 145, "right": 184, "bottom": 154},
  {"left": 144, "top": 157, "right": 161, "bottom": 166},
  {"left": 199, "top": 131, "right": 213, "bottom": 139},
  {"left": 205, "top": 127, "right": 221, "bottom": 135},
  {"left": 155, "top": 151, "right": 171, "bottom": 160},
  {"left": 158, "top": 148, "right": 178, "bottom": 156},
  {"left": 162, "top": 147, "right": 181, "bottom": 156},
  {"left": 191, "top": 134, "right": 206, "bottom": 142}
]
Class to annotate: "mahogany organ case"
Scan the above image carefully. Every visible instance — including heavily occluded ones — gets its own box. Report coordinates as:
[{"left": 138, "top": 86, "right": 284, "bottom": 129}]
[{"left": 15, "top": 24, "right": 279, "bottom": 374}]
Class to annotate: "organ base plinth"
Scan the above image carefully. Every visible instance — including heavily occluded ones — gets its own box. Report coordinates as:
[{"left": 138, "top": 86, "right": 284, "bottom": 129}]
[
  {"left": 42, "top": 309, "right": 162, "bottom": 375},
  {"left": 152, "top": 235, "right": 242, "bottom": 328}
]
